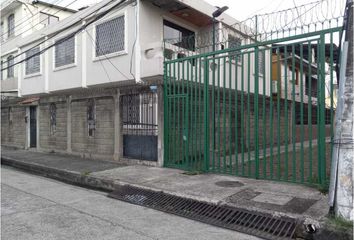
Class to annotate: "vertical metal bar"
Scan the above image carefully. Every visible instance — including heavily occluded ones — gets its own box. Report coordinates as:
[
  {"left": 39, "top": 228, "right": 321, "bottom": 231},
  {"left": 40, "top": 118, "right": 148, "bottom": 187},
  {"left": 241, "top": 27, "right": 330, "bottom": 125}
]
[
  {"left": 300, "top": 44, "right": 305, "bottom": 183},
  {"left": 247, "top": 52, "right": 251, "bottom": 177},
  {"left": 177, "top": 60, "right": 181, "bottom": 167},
  {"left": 164, "top": 62, "right": 168, "bottom": 167},
  {"left": 235, "top": 54, "right": 239, "bottom": 175},
  {"left": 186, "top": 59, "right": 190, "bottom": 169},
  {"left": 173, "top": 62, "right": 177, "bottom": 166},
  {"left": 329, "top": 31, "right": 334, "bottom": 182},
  {"left": 217, "top": 57, "right": 221, "bottom": 172},
  {"left": 254, "top": 47, "right": 260, "bottom": 179},
  {"left": 308, "top": 41, "right": 313, "bottom": 182},
  {"left": 199, "top": 57, "right": 203, "bottom": 171},
  {"left": 241, "top": 53, "right": 245, "bottom": 176},
  {"left": 228, "top": 55, "right": 233, "bottom": 174},
  {"left": 269, "top": 47, "right": 274, "bottom": 179},
  {"left": 284, "top": 45, "right": 289, "bottom": 181},
  {"left": 204, "top": 57, "right": 210, "bottom": 172},
  {"left": 319, "top": 34, "right": 326, "bottom": 184},
  {"left": 276, "top": 47, "right": 281, "bottom": 180},
  {"left": 212, "top": 55, "right": 216, "bottom": 172},
  {"left": 194, "top": 58, "right": 198, "bottom": 171},
  {"left": 262, "top": 49, "right": 267, "bottom": 179},
  {"left": 223, "top": 56, "right": 227, "bottom": 173},
  {"left": 291, "top": 44, "right": 296, "bottom": 182}
]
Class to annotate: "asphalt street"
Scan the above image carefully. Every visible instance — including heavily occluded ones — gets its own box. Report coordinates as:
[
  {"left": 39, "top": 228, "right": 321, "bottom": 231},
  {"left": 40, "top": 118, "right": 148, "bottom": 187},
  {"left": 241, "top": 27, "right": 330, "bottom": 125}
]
[{"left": 1, "top": 167, "right": 262, "bottom": 240}]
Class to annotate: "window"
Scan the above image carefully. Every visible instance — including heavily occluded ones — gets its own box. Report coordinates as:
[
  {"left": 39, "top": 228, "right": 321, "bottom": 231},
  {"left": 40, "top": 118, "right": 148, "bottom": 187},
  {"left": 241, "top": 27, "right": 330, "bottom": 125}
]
[
  {"left": 258, "top": 51, "right": 265, "bottom": 74},
  {"left": 95, "top": 16, "right": 125, "bottom": 57},
  {"left": 25, "top": 47, "right": 40, "bottom": 75},
  {"left": 55, "top": 36, "right": 75, "bottom": 68},
  {"left": 228, "top": 34, "right": 242, "bottom": 61},
  {"left": 122, "top": 94, "right": 140, "bottom": 124},
  {"left": 8, "top": 14, "right": 15, "bottom": 38},
  {"left": 7, "top": 55, "right": 14, "bottom": 78},
  {"left": 163, "top": 20, "right": 195, "bottom": 51},
  {"left": 49, "top": 103, "right": 57, "bottom": 135},
  {"left": 39, "top": 12, "right": 59, "bottom": 26},
  {"left": 87, "top": 99, "right": 96, "bottom": 137}
]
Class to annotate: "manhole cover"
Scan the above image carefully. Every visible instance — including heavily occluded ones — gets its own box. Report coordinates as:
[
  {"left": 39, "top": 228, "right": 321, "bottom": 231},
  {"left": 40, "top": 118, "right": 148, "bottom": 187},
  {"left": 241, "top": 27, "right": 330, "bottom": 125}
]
[{"left": 215, "top": 181, "right": 244, "bottom": 187}]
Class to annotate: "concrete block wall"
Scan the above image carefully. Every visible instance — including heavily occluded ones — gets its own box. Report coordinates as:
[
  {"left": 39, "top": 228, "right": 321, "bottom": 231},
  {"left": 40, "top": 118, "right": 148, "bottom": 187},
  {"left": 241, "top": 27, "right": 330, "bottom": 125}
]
[
  {"left": 1, "top": 106, "right": 26, "bottom": 148},
  {"left": 39, "top": 102, "right": 67, "bottom": 152},
  {"left": 71, "top": 97, "right": 114, "bottom": 158}
]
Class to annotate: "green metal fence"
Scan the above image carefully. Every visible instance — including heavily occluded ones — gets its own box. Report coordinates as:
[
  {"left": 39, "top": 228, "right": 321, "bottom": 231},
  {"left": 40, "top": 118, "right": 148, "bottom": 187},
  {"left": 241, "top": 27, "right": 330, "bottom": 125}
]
[{"left": 164, "top": 28, "right": 341, "bottom": 185}]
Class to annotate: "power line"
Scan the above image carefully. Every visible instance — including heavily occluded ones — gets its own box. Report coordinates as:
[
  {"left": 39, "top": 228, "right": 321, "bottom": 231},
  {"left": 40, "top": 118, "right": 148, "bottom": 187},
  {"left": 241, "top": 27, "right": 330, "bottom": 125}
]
[
  {"left": 2, "top": 0, "right": 130, "bottom": 71},
  {"left": 1, "top": 0, "right": 118, "bottom": 66},
  {"left": 1, "top": 0, "right": 79, "bottom": 40},
  {"left": 1, "top": 0, "right": 64, "bottom": 39}
]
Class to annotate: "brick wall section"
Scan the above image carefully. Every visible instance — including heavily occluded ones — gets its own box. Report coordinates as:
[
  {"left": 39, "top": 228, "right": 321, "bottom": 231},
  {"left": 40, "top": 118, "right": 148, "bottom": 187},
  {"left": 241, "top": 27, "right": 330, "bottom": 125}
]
[
  {"left": 39, "top": 102, "right": 67, "bottom": 151},
  {"left": 71, "top": 97, "right": 114, "bottom": 157},
  {"left": 1, "top": 106, "right": 26, "bottom": 148}
]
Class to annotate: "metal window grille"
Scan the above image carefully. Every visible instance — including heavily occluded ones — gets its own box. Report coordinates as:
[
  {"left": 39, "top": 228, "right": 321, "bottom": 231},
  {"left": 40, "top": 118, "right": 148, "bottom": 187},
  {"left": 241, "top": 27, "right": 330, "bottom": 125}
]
[
  {"left": 7, "top": 55, "right": 14, "bottom": 78},
  {"left": 87, "top": 99, "right": 96, "bottom": 137},
  {"left": 25, "top": 47, "right": 40, "bottom": 75},
  {"left": 7, "top": 14, "right": 14, "bottom": 37},
  {"left": 228, "top": 35, "right": 242, "bottom": 61},
  {"left": 258, "top": 50, "right": 265, "bottom": 74},
  {"left": 55, "top": 36, "right": 75, "bottom": 68},
  {"left": 122, "top": 93, "right": 157, "bottom": 135},
  {"left": 95, "top": 16, "right": 125, "bottom": 57},
  {"left": 49, "top": 103, "right": 57, "bottom": 135}
]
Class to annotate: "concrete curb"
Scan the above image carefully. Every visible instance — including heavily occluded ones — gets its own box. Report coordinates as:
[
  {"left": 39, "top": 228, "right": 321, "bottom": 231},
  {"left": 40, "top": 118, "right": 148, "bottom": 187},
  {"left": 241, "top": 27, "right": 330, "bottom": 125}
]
[{"left": 1, "top": 157, "right": 116, "bottom": 192}]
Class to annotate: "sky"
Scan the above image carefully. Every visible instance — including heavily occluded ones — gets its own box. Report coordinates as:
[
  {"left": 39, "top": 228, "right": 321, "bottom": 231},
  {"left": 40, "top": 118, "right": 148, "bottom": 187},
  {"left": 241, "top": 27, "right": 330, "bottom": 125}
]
[
  {"left": 50, "top": 0, "right": 317, "bottom": 20},
  {"left": 47, "top": 0, "right": 346, "bottom": 26}
]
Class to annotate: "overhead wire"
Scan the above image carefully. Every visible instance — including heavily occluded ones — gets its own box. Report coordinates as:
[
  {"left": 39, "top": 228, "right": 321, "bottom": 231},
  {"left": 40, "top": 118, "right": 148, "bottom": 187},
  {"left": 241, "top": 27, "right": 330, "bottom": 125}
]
[{"left": 1, "top": 0, "right": 120, "bottom": 67}]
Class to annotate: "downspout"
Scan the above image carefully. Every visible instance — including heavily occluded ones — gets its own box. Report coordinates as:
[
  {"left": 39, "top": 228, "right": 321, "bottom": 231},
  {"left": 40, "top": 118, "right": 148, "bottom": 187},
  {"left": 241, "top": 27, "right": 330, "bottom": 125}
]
[{"left": 133, "top": 0, "right": 141, "bottom": 83}]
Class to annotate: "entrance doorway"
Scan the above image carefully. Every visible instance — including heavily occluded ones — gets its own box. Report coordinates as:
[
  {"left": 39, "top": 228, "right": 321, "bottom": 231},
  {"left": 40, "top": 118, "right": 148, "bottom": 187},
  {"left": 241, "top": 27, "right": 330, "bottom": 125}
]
[{"left": 29, "top": 106, "right": 37, "bottom": 148}]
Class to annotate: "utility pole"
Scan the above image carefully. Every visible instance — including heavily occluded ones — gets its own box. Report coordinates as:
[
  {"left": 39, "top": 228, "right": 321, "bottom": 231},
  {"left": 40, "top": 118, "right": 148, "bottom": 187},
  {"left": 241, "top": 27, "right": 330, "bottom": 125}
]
[{"left": 329, "top": 0, "right": 353, "bottom": 221}]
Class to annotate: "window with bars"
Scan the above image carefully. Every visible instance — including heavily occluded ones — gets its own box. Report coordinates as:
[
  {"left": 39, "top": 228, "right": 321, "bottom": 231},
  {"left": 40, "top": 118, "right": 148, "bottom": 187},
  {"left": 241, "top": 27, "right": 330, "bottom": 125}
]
[
  {"left": 95, "top": 16, "right": 125, "bottom": 57},
  {"left": 49, "top": 103, "right": 57, "bottom": 135},
  {"left": 228, "top": 34, "right": 242, "bottom": 61},
  {"left": 8, "top": 14, "right": 14, "bottom": 38},
  {"left": 55, "top": 36, "right": 75, "bottom": 68},
  {"left": 87, "top": 99, "right": 96, "bottom": 137},
  {"left": 7, "top": 55, "right": 14, "bottom": 78},
  {"left": 25, "top": 47, "right": 40, "bottom": 75},
  {"left": 258, "top": 51, "right": 265, "bottom": 75}
]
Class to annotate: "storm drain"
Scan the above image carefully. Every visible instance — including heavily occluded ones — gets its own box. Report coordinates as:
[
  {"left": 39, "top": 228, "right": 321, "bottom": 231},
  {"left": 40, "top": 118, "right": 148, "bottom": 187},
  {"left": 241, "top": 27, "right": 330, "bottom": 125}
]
[{"left": 108, "top": 185, "right": 298, "bottom": 240}]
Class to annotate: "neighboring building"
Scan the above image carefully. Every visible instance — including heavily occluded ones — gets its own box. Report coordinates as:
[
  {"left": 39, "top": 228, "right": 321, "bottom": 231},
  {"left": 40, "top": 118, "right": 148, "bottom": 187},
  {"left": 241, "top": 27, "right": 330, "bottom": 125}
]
[
  {"left": 1, "top": 0, "right": 76, "bottom": 97},
  {"left": 0, "top": 0, "right": 243, "bottom": 165}
]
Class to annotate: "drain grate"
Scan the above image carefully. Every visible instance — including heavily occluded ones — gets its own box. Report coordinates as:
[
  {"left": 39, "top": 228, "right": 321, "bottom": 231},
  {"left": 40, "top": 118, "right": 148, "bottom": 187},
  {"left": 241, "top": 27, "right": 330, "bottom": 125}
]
[{"left": 108, "top": 185, "right": 298, "bottom": 240}]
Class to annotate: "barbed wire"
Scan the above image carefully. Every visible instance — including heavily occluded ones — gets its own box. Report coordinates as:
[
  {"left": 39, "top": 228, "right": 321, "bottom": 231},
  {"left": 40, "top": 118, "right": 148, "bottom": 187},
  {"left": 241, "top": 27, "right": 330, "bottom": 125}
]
[{"left": 164, "top": 0, "right": 346, "bottom": 57}]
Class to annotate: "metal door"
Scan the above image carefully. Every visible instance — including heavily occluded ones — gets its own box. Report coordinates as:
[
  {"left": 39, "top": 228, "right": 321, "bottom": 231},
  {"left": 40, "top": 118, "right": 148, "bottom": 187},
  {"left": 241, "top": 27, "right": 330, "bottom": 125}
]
[{"left": 29, "top": 106, "right": 37, "bottom": 148}]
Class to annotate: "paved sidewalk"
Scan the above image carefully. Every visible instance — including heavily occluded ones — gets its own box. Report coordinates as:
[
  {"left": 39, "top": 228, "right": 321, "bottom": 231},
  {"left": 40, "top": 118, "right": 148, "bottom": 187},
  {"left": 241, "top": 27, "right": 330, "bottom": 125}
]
[{"left": 1, "top": 147, "right": 330, "bottom": 234}]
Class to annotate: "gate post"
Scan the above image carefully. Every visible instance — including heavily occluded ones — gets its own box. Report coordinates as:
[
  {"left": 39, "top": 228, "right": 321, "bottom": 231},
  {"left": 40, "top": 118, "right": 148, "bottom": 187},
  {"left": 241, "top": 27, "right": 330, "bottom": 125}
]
[
  {"left": 204, "top": 57, "right": 210, "bottom": 172},
  {"left": 254, "top": 47, "right": 260, "bottom": 179}
]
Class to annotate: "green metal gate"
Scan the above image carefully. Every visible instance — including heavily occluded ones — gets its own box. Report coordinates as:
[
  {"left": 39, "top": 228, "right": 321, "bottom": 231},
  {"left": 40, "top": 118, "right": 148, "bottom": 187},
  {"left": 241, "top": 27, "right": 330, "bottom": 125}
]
[{"left": 164, "top": 27, "right": 341, "bottom": 185}]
